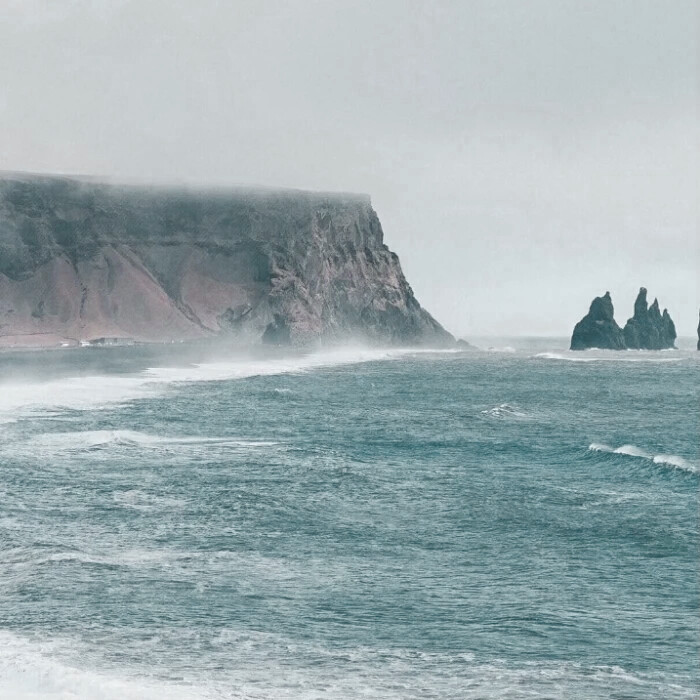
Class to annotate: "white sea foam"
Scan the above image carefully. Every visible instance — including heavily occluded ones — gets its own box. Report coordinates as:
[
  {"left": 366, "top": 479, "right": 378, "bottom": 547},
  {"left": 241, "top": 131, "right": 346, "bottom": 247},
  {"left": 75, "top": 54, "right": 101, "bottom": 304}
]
[
  {"left": 27, "top": 430, "right": 277, "bottom": 452},
  {"left": 1, "top": 629, "right": 695, "bottom": 700},
  {"left": 142, "top": 346, "right": 461, "bottom": 384},
  {"left": 588, "top": 443, "right": 698, "bottom": 474},
  {"left": 653, "top": 454, "right": 698, "bottom": 471},
  {"left": 535, "top": 352, "right": 685, "bottom": 363},
  {"left": 0, "top": 375, "right": 153, "bottom": 423},
  {"left": 0, "top": 631, "right": 203, "bottom": 700},
  {"left": 481, "top": 403, "right": 528, "bottom": 418},
  {"left": 613, "top": 444, "right": 652, "bottom": 459},
  {"left": 0, "top": 346, "right": 454, "bottom": 424}
]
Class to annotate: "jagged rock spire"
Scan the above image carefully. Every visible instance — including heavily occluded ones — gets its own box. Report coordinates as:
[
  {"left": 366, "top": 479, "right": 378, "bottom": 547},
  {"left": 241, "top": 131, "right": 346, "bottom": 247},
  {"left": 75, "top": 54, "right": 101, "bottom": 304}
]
[
  {"left": 570, "top": 291, "right": 626, "bottom": 350},
  {"left": 571, "top": 287, "right": 677, "bottom": 351},
  {"left": 623, "top": 287, "right": 676, "bottom": 350}
]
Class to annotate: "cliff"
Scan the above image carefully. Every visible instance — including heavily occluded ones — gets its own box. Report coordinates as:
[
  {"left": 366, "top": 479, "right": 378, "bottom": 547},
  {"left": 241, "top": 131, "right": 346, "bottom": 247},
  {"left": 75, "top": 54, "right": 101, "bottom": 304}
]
[
  {"left": 0, "top": 173, "right": 454, "bottom": 348},
  {"left": 623, "top": 288, "right": 676, "bottom": 350},
  {"left": 570, "top": 292, "right": 626, "bottom": 350}
]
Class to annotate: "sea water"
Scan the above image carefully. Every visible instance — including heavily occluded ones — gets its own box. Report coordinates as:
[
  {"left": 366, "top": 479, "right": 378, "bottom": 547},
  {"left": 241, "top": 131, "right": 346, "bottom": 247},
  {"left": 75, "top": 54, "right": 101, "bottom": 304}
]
[{"left": 0, "top": 340, "right": 698, "bottom": 699}]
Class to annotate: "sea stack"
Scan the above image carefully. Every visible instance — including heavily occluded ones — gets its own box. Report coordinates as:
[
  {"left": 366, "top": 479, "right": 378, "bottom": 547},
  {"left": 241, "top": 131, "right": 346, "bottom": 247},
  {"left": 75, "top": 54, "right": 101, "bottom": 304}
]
[
  {"left": 697, "top": 310, "right": 700, "bottom": 351},
  {"left": 622, "top": 288, "right": 676, "bottom": 350},
  {"left": 0, "top": 173, "right": 455, "bottom": 348},
  {"left": 570, "top": 292, "right": 626, "bottom": 350}
]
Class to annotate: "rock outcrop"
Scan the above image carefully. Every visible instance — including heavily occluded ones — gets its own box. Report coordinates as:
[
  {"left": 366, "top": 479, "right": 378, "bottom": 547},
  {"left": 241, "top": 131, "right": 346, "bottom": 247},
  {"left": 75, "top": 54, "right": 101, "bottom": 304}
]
[
  {"left": 570, "top": 292, "right": 626, "bottom": 350},
  {"left": 0, "top": 173, "right": 455, "bottom": 348},
  {"left": 571, "top": 288, "right": 678, "bottom": 351},
  {"left": 622, "top": 288, "right": 676, "bottom": 350},
  {"left": 697, "top": 310, "right": 699, "bottom": 351}
]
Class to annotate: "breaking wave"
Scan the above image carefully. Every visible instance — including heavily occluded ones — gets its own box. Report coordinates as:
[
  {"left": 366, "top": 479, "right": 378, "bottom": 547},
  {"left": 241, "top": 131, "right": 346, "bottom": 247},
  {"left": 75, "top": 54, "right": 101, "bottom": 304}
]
[
  {"left": 588, "top": 443, "right": 698, "bottom": 474},
  {"left": 535, "top": 352, "right": 685, "bottom": 363},
  {"left": 481, "top": 403, "right": 528, "bottom": 419},
  {"left": 0, "top": 631, "right": 201, "bottom": 700},
  {"left": 0, "top": 346, "right": 453, "bottom": 424},
  {"left": 0, "top": 628, "right": 696, "bottom": 700},
  {"left": 27, "top": 430, "right": 277, "bottom": 452}
]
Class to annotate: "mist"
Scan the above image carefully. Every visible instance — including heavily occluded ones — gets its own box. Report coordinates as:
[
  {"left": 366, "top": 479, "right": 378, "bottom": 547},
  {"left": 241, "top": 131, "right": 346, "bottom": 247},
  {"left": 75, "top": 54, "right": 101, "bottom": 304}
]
[{"left": 1, "top": 0, "right": 697, "bottom": 336}]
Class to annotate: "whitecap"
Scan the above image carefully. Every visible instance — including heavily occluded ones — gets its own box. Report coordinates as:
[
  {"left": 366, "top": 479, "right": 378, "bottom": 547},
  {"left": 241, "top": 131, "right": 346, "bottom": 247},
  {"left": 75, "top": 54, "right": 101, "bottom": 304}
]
[
  {"left": 535, "top": 352, "right": 598, "bottom": 362},
  {"left": 613, "top": 444, "right": 652, "bottom": 459},
  {"left": 588, "top": 442, "right": 614, "bottom": 453},
  {"left": 653, "top": 454, "right": 698, "bottom": 473},
  {"left": 26, "top": 430, "right": 278, "bottom": 453},
  {"left": 0, "top": 346, "right": 456, "bottom": 424},
  {"left": 0, "top": 375, "right": 154, "bottom": 424},
  {"left": 481, "top": 403, "right": 528, "bottom": 418},
  {"left": 0, "top": 628, "right": 696, "bottom": 699},
  {"left": 0, "top": 631, "right": 203, "bottom": 700},
  {"left": 535, "top": 351, "right": 685, "bottom": 363},
  {"left": 588, "top": 443, "right": 698, "bottom": 474},
  {"left": 142, "top": 346, "right": 462, "bottom": 384}
]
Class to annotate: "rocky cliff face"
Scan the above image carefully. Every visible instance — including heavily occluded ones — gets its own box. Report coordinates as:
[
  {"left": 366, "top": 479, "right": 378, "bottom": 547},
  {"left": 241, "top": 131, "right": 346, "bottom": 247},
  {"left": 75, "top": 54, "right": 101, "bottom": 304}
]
[
  {"left": 623, "top": 288, "right": 676, "bottom": 350},
  {"left": 570, "top": 292, "right": 626, "bottom": 350},
  {"left": 571, "top": 288, "right": 677, "bottom": 351},
  {"left": 0, "top": 173, "right": 454, "bottom": 348}
]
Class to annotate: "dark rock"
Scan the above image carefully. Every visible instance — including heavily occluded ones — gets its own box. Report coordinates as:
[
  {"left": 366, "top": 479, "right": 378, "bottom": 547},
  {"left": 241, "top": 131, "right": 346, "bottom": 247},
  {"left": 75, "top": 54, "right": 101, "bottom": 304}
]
[
  {"left": 0, "top": 172, "right": 457, "bottom": 348},
  {"left": 697, "top": 310, "right": 700, "bottom": 351},
  {"left": 623, "top": 288, "right": 676, "bottom": 350},
  {"left": 570, "top": 292, "right": 626, "bottom": 350},
  {"left": 262, "top": 314, "right": 291, "bottom": 346}
]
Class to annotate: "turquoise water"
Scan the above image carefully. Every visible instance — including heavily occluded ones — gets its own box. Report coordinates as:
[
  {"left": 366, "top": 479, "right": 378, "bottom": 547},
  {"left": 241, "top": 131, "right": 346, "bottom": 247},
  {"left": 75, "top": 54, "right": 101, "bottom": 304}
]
[{"left": 0, "top": 341, "right": 698, "bottom": 698}]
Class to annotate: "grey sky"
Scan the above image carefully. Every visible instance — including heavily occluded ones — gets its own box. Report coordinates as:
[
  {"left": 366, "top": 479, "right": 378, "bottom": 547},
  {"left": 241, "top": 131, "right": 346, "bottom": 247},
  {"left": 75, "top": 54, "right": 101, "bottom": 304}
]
[{"left": 1, "top": 0, "right": 697, "bottom": 336}]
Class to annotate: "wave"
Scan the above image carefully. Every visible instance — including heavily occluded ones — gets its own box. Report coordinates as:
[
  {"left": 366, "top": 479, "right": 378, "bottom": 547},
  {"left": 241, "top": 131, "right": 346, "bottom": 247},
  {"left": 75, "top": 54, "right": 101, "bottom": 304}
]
[
  {"left": 0, "top": 628, "right": 695, "bottom": 700},
  {"left": 27, "top": 430, "right": 277, "bottom": 452},
  {"left": 0, "top": 346, "right": 451, "bottom": 424},
  {"left": 0, "top": 375, "right": 154, "bottom": 423},
  {"left": 588, "top": 443, "right": 698, "bottom": 474},
  {"left": 535, "top": 352, "right": 685, "bottom": 363},
  {"left": 481, "top": 403, "right": 528, "bottom": 419},
  {"left": 141, "top": 346, "right": 463, "bottom": 384},
  {"left": 5, "top": 547, "right": 305, "bottom": 580},
  {"left": 0, "top": 631, "right": 201, "bottom": 700}
]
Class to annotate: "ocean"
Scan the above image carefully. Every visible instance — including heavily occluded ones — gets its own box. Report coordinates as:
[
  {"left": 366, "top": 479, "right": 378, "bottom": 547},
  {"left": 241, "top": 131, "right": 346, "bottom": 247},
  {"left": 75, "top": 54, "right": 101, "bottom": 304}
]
[{"left": 0, "top": 339, "right": 698, "bottom": 699}]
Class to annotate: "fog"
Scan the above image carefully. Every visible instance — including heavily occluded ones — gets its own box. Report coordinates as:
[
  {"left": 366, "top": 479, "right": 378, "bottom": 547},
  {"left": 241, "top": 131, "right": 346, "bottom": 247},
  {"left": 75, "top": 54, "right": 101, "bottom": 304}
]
[{"left": 1, "top": 0, "right": 697, "bottom": 336}]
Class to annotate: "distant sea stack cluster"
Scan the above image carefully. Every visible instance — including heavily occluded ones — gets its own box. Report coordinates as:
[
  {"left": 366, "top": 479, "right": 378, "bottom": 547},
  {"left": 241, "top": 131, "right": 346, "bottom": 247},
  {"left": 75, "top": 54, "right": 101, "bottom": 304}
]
[
  {"left": 571, "top": 288, "right": 678, "bottom": 351},
  {"left": 0, "top": 173, "right": 455, "bottom": 348}
]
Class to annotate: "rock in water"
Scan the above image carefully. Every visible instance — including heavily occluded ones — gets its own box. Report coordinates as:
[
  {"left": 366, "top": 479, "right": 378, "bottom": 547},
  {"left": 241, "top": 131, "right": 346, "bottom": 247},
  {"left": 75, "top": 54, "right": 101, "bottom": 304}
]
[
  {"left": 623, "top": 288, "right": 676, "bottom": 350},
  {"left": 0, "top": 173, "right": 455, "bottom": 348},
  {"left": 570, "top": 292, "right": 626, "bottom": 350},
  {"left": 697, "top": 310, "right": 700, "bottom": 351}
]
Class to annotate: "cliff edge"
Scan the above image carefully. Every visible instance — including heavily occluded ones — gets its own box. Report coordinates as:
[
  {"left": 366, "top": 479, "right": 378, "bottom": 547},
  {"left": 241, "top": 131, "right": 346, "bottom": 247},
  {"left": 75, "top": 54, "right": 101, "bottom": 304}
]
[{"left": 0, "top": 173, "right": 454, "bottom": 348}]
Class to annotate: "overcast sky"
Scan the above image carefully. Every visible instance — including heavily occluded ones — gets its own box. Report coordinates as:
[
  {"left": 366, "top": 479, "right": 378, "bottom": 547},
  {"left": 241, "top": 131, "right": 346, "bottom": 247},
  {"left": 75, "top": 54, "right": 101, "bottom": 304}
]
[{"left": 1, "top": 0, "right": 697, "bottom": 337}]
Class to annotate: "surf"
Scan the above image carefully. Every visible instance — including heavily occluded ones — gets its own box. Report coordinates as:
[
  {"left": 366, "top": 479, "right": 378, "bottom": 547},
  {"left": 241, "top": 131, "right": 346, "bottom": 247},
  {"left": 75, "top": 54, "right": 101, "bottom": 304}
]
[{"left": 588, "top": 443, "right": 698, "bottom": 474}]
